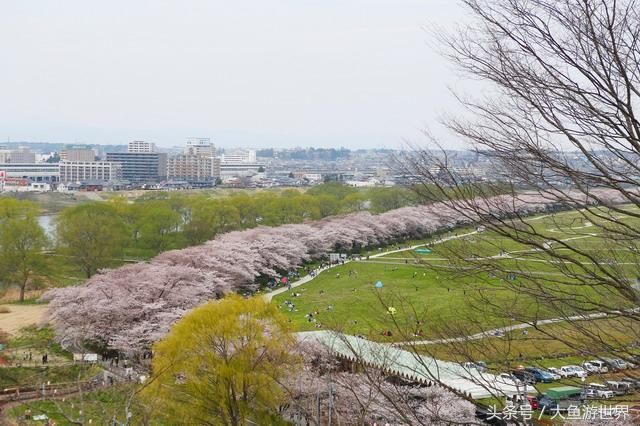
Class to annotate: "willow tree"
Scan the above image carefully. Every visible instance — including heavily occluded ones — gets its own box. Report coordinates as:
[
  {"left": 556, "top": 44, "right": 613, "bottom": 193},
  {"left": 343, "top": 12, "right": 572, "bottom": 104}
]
[
  {"left": 142, "top": 295, "right": 299, "bottom": 426},
  {"left": 397, "top": 0, "right": 640, "bottom": 392},
  {"left": 0, "top": 199, "right": 48, "bottom": 301},
  {"left": 56, "top": 202, "right": 129, "bottom": 278}
]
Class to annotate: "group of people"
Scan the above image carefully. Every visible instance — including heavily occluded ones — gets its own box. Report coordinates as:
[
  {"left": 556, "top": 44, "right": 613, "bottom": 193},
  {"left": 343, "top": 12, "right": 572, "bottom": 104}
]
[
  {"left": 283, "top": 300, "right": 297, "bottom": 312},
  {"left": 16, "top": 350, "right": 46, "bottom": 365},
  {"left": 303, "top": 310, "right": 325, "bottom": 329}
]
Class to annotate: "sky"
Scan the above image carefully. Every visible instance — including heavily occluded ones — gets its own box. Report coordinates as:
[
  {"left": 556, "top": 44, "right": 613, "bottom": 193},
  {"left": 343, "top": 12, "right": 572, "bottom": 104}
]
[{"left": 0, "top": 0, "right": 469, "bottom": 149}]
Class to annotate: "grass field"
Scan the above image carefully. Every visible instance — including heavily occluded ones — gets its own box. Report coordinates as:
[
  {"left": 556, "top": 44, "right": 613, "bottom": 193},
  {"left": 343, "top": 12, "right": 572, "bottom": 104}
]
[
  {"left": 420, "top": 318, "right": 638, "bottom": 364},
  {"left": 274, "top": 205, "right": 640, "bottom": 369}
]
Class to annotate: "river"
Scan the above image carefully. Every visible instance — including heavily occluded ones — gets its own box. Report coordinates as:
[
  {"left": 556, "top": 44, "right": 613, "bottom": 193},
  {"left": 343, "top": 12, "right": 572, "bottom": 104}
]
[{"left": 37, "top": 214, "right": 56, "bottom": 241}]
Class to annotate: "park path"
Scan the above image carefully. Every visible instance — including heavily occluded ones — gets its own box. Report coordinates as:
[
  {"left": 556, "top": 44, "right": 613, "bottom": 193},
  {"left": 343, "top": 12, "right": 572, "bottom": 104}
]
[
  {"left": 388, "top": 210, "right": 640, "bottom": 347},
  {"left": 390, "top": 310, "right": 637, "bottom": 347},
  {"left": 0, "top": 305, "right": 47, "bottom": 335},
  {"left": 263, "top": 231, "right": 478, "bottom": 302},
  {"left": 266, "top": 207, "right": 632, "bottom": 348}
]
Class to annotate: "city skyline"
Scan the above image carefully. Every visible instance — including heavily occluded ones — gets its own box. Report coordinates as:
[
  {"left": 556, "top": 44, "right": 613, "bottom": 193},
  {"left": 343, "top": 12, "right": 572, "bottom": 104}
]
[{"left": 0, "top": 1, "right": 468, "bottom": 150}]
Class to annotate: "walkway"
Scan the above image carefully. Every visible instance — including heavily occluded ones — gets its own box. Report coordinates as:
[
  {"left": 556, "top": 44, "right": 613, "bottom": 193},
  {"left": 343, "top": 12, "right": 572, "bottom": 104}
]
[
  {"left": 392, "top": 311, "right": 618, "bottom": 347},
  {"left": 298, "top": 330, "right": 523, "bottom": 399}
]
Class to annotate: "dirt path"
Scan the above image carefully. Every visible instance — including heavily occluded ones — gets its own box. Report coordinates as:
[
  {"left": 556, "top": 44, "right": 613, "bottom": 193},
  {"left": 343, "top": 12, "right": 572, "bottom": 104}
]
[{"left": 0, "top": 305, "right": 48, "bottom": 335}]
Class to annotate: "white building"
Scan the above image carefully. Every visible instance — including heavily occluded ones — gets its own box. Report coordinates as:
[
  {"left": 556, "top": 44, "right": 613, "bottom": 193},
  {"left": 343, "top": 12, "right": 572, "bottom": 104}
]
[
  {"left": 219, "top": 162, "right": 263, "bottom": 178},
  {"left": 217, "top": 149, "right": 263, "bottom": 177},
  {"left": 128, "top": 141, "right": 156, "bottom": 153},
  {"left": 185, "top": 138, "right": 215, "bottom": 157},
  {"left": 59, "top": 161, "right": 123, "bottom": 183},
  {"left": 0, "top": 163, "right": 59, "bottom": 183},
  {"left": 220, "top": 149, "right": 256, "bottom": 164}
]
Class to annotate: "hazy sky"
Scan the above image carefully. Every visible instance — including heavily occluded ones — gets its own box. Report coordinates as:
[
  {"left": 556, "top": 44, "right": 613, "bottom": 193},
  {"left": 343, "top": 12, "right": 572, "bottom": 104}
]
[{"left": 1, "top": 1, "right": 469, "bottom": 149}]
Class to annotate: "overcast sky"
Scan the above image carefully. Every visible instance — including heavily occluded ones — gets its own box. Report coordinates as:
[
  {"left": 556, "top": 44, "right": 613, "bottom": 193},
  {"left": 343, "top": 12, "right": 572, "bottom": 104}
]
[{"left": 0, "top": 1, "right": 469, "bottom": 149}]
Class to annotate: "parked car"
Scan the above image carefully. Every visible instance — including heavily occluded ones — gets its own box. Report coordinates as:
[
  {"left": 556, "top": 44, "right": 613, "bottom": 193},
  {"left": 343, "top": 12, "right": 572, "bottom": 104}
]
[
  {"left": 582, "top": 360, "right": 608, "bottom": 374},
  {"left": 496, "top": 373, "right": 523, "bottom": 386},
  {"left": 582, "top": 388, "right": 599, "bottom": 399},
  {"left": 526, "top": 395, "right": 539, "bottom": 410},
  {"left": 573, "top": 366, "right": 589, "bottom": 378},
  {"left": 621, "top": 377, "right": 640, "bottom": 390},
  {"left": 524, "top": 367, "right": 555, "bottom": 383},
  {"left": 560, "top": 365, "right": 588, "bottom": 378},
  {"left": 537, "top": 395, "right": 559, "bottom": 410},
  {"left": 582, "top": 362, "right": 597, "bottom": 374},
  {"left": 585, "top": 383, "right": 614, "bottom": 399},
  {"left": 605, "top": 380, "right": 633, "bottom": 395},
  {"left": 512, "top": 369, "right": 536, "bottom": 385},
  {"left": 605, "top": 358, "right": 634, "bottom": 371},
  {"left": 552, "top": 367, "right": 573, "bottom": 378},
  {"left": 543, "top": 368, "right": 563, "bottom": 381}
]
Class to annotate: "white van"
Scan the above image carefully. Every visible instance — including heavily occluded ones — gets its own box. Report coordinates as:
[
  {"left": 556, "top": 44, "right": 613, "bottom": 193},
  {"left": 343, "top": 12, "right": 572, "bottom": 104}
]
[
  {"left": 587, "top": 383, "right": 614, "bottom": 398},
  {"left": 583, "top": 360, "right": 608, "bottom": 374},
  {"left": 604, "top": 380, "right": 632, "bottom": 395}
]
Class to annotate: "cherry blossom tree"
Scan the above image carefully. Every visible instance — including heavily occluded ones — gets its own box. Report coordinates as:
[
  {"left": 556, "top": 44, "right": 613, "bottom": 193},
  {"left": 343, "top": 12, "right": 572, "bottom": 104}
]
[
  {"left": 45, "top": 194, "right": 567, "bottom": 352},
  {"left": 281, "top": 340, "right": 477, "bottom": 425}
]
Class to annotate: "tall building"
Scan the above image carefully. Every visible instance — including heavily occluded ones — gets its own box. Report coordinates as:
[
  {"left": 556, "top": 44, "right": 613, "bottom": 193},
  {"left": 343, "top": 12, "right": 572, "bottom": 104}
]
[
  {"left": 0, "top": 147, "right": 36, "bottom": 163},
  {"left": 167, "top": 155, "right": 217, "bottom": 182},
  {"left": 128, "top": 140, "right": 156, "bottom": 153},
  {"left": 184, "top": 138, "right": 215, "bottom": 157},
  {"left": 105, "top": 152, "right": 167, "bottom": 183},
  {"left": 60, "top": 145, "right": 96, "bottom": 162},
  {"left": 167, "top": 138, "right": 217, "bottom": 182},
  {"left": 59, "top": 161, "right": 122, "bottom": 183}
]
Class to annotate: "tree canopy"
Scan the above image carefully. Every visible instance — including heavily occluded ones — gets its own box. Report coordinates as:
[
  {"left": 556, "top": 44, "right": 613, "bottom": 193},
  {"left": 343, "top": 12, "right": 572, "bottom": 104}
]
[
  {"left": 0, "top": 199, "right": 48, "bottom": 301},
  {"left": 56, "top": 202, "right": 128, "bottom": 278},
  {"left": 142, "top": 295, "right": 298, "bottom": 426}
]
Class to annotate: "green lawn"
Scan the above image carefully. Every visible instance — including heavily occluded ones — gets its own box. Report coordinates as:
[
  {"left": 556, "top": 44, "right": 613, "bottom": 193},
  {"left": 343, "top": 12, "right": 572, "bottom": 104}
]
[
  {"left": 275, "top": 206, "right": 639, "bottom": 349},
  {"left": 419, "top": 318, "right": 638, "bottom": 365},
  {"left": 273, "top": 261, "right": 553, "bottom": 340}
]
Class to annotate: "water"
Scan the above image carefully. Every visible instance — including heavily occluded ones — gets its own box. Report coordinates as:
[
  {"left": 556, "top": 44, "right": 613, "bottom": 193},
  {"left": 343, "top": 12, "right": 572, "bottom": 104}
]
[{"left": 37, "top": 215, "right": 56, "bottom": 241}]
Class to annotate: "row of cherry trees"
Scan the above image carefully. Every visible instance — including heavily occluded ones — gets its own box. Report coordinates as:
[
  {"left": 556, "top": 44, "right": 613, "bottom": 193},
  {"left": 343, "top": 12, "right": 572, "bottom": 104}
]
[{"left": 44, "top": 191, "right": 613, "bottom": 352}]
